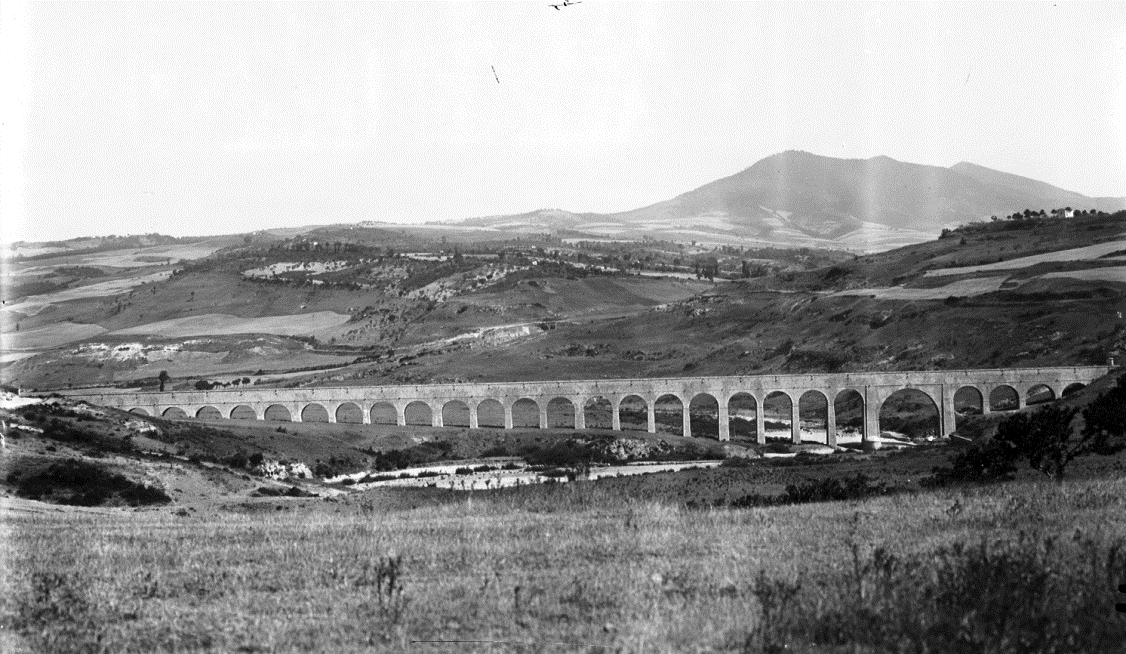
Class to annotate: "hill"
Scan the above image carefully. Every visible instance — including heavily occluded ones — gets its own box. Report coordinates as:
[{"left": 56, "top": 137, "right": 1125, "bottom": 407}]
[{"left": 462, "top": 151, "right": 1126, "bottom": 251}]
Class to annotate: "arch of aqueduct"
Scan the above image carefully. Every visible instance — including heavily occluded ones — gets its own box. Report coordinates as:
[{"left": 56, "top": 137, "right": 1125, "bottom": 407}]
[{"left": 66, "top": 366, "right": 1108, "bottom": 445}]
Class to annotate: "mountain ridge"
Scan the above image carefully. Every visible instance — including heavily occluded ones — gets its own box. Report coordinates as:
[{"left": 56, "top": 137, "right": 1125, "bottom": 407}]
[{"left": 460, "top": 151, "right": 1126, "bottom": 251}]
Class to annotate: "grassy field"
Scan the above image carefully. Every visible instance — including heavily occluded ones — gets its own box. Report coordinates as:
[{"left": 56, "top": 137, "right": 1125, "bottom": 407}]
[{"left": 3, "top": 474, "right": 1125, "bottom": 653}]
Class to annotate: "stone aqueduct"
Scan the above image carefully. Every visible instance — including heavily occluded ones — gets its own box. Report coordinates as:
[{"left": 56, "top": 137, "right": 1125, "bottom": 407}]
[{"left": 68, "top": 366, "right": 1108, "bottom": 445}]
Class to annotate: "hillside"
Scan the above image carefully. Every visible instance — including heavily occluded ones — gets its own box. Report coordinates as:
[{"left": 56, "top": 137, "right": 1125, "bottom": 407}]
[
  {"left": 462, "top": 151, "right": 1126, "bottom": 251},
  {"left": 3, "top": 212, "right": 1124, "bottom": 394}
]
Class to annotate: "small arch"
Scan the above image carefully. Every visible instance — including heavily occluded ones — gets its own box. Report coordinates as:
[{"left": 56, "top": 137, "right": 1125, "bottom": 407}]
[
  {"left": 654, "top": 394, "right": 685, "bottom": 436},
  {"left": 195, "top": 406, "right": 222, "bottom": 420},
  {"left": 335, "top": 402, "right": 363, "bottom": 424},
  {"left": 583, "top": 396, "right": 614, "bottom": 430},
  {"left": 301, "top": 403, "right": 329, "bottom": 423},
  {"left": 129, "top": 408, "right": 150, "bottom": 416},
  {"left": 264, "top": 404, "right": 291, "bottom": 422},
  {"left": 878, "top": 389, "right": 939, "bottom": 439},
  {"left": 953, "top": 386, "right": 984, "bottom": 424},
  {"left": 1062, "top": 383, "right": 1086, "bottom": 397},
  {"left": 989, "top": 385, "right": 1020, "bottom": 412},
  {"left": 799, "top": 390, "right": 829, "bottom": 444},
  {"left": 547, "top": 397, "right": 576, "bottom": 429},
  {"left": 619, "top": 394, "right": 648, "bottom": 432},
  {"left": 834, "top": 389, "right": 864, "bottom": 444},
  {"left": 404, "top": 401, "right": 432, "bottom": 426},
  {"left": 442, "top": 400, "right": 471, "bottom": 428},
  {"left": 727, "top": 392, "right": 758, "bottom": 441},
  {"left": 370, "top": 402, "right": 398, "bottom": 425},
  {"left": 230, "top": 405, "right": 257, "bottom": 420},
  {"left": 476, "top": 399, "right": 505, "bottom": 428},
  {"left": 1026, "top": 384, "right": 1055, "bottom": 406},
  {"left": 689, "top": 392, "right": 719, "bottom": 439},
  {"left": 763, "top": 391, "right": 793, "bottom": 442},
  {"left": 512, "top": 398, "right": 541, "bottom": 428},
  {"left": 161, "top": 407, "right": 188, "bottom": 420}
]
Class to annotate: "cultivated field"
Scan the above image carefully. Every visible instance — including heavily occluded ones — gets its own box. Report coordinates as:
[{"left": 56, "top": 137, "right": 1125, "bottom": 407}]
[{"left": 111, "top": 311, "right": 353, "bottom": 338}]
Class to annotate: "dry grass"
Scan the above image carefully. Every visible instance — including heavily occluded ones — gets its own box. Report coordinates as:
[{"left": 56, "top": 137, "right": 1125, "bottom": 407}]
[{"left": 3, "top": 475, "right": 1125, "bottom": 653}]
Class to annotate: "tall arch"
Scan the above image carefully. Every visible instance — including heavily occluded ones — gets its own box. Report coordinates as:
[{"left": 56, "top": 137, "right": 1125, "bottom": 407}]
[
  {"left": 475, "top": 399, "right": 504, "bottom": 428},
  {"left": 833, "top": 389, "right": 864, "bottom": 444},
  {"left": 1026, "top": 384, "right": 1055, "bottom": 406},
  {"left": 230, "top": 405, "right": 257, "bottom": 420},
  {"left": 161, "top": 407, "right": 188, "bottom": 420},
  {"left": 799, "top": 390, "right": 829, "bottom": 444},
  {"left": 762, "top": 391, "right": 793, "bottom": 442},
  {"left": 301, "top": 403, "right": 329, "bottom": 423},
  {"left": 195, "top": 406, "right": 222, "bottom": 420},
  {"left": 128, "top": 408, "right": 150, "bottom": 416},
  {"left": 689, "top": 393, "right": 719, "bottom": 439},
  {"left": 878, "top": 389, "right": 939, "bottom": 439},
  {"left": 727, "top": 392, "right": 758, "bottom": 441},
  {"left": 511, "top": 398, "right": 541, "bottom": 428},
  {"left": 442, "top": 400, "right": 471, "bottom": 428},
  {"left": 404, "top": 401, "right": 432, "bottom": 426},
  {"left": 989, "top": 385, "right": 1020, "bottom": 412},
  {"left": 547, "top": 397, "right": 576, "bottom": 429},
  {"left": 1062, "top": 383, "right": 1086, "bottom": 397},
  {"left": 264, "top": 404, "right": 291, "bottom": 422},
  {"left": 953, "top": 386, "right": 983, "bottom": 429},
  {"left": 583, "top": 396, "right": 613, "bottom": 430},
  {"left": 335, "top": 402, "right": 363, "bottom": 424},
  {"left": 619, "top": 394, "right": 648, "bottom": 432},
  {"left": 654, "top": 394, "right": 684, "bottom": 436},
  {"left": 370, "top": 402, "right": 398, "bottom": 425}
]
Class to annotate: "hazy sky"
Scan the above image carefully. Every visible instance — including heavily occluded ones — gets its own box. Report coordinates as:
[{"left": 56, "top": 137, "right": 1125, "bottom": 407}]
[{"left": 2, "top": 1, "right": 1124, "bottom": 243}]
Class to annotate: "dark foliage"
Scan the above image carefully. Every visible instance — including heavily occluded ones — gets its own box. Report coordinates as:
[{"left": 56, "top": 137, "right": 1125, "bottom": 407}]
[
  {"left": 361, "top": 441, "right": 456, "bottom": 471},
  {"left": 730, "top": 473, "right": 892, "bottom": 507},
  {"left": 1081, "top": 375, "right": 1126, "bottom": 454},
  {"left": 994, "top": 404, "right": 1084, "bottom": 481},
  {"left": 922, "top": 437, "right": 1020, "bottom": 487},
  {"left": 8, "top": 459, "right": 171, "bottom": 507}
]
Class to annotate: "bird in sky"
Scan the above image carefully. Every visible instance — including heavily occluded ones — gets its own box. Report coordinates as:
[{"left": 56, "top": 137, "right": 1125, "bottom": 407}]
[{"left": 550, "top": 0, "right": 581, "bottom": 9}]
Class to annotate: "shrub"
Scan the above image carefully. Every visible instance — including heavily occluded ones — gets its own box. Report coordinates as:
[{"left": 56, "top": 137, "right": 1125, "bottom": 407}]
[
  {"left": 9, "top": 459, "right": 171, "bottom": 507},
  {"left": 995, "top": 403, "right": 1091, "bottom": 481},
  {"left": 922, "top": 437, "right": 1019, "bottom": 487},
  {"left": 1081, "top": 375, "right": 1126, "bottom": 452},
  {"left": 730, "top": 473, "right": 891, "bottom": 507}
]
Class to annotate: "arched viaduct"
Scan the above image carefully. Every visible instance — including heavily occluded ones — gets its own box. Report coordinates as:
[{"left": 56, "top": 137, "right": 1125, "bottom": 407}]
[{"left": 64, "top": 366, "right": 1108, "bottom": 445}]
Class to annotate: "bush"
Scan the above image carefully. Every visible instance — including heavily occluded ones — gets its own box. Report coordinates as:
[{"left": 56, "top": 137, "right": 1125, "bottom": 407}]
[
  {"left": 995, "top": 404, "right": 1084, "bottom": 481},
  {"left": 922, "top": 437, "right": 1019, "bottom": 487},
  {"left": 730, "top": 473, "right": 891, "bottom": 507},
  {"left": 9, "top": 459, "right": 171, "bottom": 507}
]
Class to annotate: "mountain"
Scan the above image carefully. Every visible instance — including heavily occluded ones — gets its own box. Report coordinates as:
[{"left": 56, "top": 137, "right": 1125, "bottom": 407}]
[{"left": 461, "top": 151, "right": 1126, "bottom": 252}]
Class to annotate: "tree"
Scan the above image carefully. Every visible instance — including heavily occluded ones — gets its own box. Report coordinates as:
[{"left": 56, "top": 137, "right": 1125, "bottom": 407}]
[
  {"left": 994, "top": 404, "right": 1084, "bottom": 481},
  {"left": 1081, "top": 376, "right": 1126, "bottom": 453},
  {"left": 158, "top": 370, "right": 170, "bottom": 392}
]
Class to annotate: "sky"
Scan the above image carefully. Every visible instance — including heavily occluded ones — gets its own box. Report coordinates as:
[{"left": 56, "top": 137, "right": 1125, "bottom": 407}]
[{"left": 2, "top": 1, "right": 1124, "bottom": 243}]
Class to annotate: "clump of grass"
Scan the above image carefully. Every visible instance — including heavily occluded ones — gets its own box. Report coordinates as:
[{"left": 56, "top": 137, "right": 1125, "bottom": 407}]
[
  {"left": 13, "top": 571, "right": 100, "bottom": 654},
  {"left": 749, "top": 531, "right": 1126, "bottom": 653}
]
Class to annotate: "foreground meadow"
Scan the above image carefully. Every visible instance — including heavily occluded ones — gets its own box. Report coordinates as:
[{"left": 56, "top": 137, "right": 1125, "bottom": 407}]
[{"left": 3, "top": 475, "right": 1126, "bottom": 654}]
